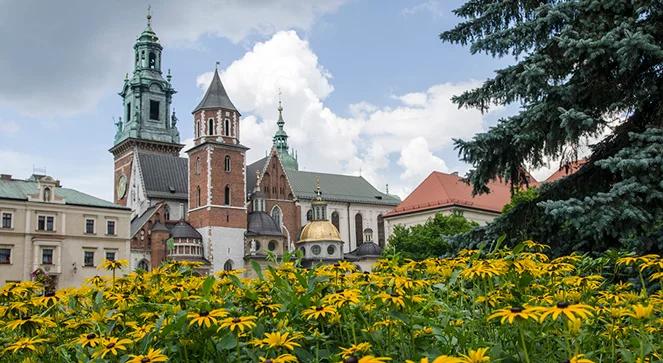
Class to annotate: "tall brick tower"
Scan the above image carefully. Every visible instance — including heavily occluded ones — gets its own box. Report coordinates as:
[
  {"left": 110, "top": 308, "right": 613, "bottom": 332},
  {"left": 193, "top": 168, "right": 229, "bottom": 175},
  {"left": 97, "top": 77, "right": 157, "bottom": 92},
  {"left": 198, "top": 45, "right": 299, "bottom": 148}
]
[{"left": 187, "top": 66, "right": 248, "bottom": 272}]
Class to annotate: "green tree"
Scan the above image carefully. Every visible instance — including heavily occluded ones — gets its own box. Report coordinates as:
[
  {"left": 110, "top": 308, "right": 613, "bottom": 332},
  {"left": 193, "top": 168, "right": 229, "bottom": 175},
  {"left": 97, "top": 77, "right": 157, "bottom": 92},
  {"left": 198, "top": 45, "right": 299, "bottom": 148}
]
[
  {"left": 386, "top": 213, "right": 478, "bottom": 259},
  {"left": 441, "top": 1, "right": 663, "bottom": 254}
]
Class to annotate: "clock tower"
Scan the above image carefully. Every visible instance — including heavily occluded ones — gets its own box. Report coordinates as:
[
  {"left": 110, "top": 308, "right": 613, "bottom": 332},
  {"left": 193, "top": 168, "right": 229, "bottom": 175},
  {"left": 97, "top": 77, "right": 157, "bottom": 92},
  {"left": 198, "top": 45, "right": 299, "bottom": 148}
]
[{"left": 109, "top": 10, "right": 183, "bottom": 207}]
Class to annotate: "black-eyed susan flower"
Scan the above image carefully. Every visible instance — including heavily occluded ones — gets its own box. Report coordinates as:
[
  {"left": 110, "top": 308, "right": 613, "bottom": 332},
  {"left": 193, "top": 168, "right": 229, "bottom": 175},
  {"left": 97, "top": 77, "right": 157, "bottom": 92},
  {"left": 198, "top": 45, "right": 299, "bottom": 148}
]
[
  {"left": 488, "top": 306, "right": 539, "bottom": 324},
  {"left": 75, "top": 332, "right": 101, "bottom": 348},
  {"left": 91, "top": 337, "right": 132, "bottom": 359},
  {"left": 460, "top": 347, "right": 490, "bottom": 363},
  {"left": 127, "top": 348, "right": 168, "bottom": 363},
  {"left": 406, "top": 356, "right": 462, "bottom": 363},
  {"left": 302, "top": 305, "right": 337, "bottom": 320},
  {"left": 187, "top": 308, "right": 228, "bottom": 328},
  {"left": 624, "top": 304, "right": 654, "bottom": 320},
  {"left": 538, "top": 302, "right": 593, "bottom": 323},
  {"left": 218, "top": 315, "right": 257, "bottom": 333},
  {"left": 340, "top": 342, "right": 372, "bottom": 359},
  {"left": 568, "top": 354, "right": 595, "bottom": 363},
  {"left": 259, "top": 354, "right": 299, "bottom": 363},
  {"left": 252, "top": 331, "right": 301, "bottom": 351},
  {"left": 3, "top": 337, "right": 48, "bottom": 353}
]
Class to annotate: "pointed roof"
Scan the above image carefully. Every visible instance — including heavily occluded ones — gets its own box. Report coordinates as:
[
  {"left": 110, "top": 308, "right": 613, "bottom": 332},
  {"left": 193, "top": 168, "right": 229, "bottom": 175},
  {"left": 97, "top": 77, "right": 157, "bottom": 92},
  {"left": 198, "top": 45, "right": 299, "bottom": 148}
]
[
  {"left": 544, "top": 159, "right": 587, "bottom": 183},
  {"left": 193, "top": 69, "right": 237, "bottom": 113},
  {"left": 383, "top": 171, "right": 515, "bottom": 218}
]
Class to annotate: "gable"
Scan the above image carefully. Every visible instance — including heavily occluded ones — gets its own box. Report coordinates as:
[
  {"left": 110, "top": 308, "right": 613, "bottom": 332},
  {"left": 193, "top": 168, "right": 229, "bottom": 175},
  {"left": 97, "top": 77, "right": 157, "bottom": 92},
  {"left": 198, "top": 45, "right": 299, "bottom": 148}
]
[{"left": 256, "top": 150, "right": 295, "bottom": 200}]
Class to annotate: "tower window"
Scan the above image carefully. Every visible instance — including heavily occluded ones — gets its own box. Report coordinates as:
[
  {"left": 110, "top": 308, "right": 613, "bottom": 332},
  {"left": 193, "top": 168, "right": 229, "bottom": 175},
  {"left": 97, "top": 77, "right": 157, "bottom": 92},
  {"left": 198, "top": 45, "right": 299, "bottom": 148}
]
[
  {"left": 196, "top": 186, "right": 201, "bottom": 208},
  {"left": 208, "top": 118, "right": 214, "bottom": 135},
  {"left": 224, "top": 155, "right": 231, "bottom": 172},
  {"left": 149, "top": 52, "right": 156, "bottom": 69},
  {"left": 149, "top": 100, "right": 160, "bottom": 120},
  {"left": 224, "top": 185, "right": 231, "bottom": 205},
  {"left": 195, "top": 157, "right": 201, "bottom": 175},
  {"left": 126, "top": 102, "right": 131, "bottom": 121},
  {"left": 224, "top": 119, "right": 230, "bottom": 136},
  {"left": 306, "top": 209, "right": 313, "bottom": 221}
]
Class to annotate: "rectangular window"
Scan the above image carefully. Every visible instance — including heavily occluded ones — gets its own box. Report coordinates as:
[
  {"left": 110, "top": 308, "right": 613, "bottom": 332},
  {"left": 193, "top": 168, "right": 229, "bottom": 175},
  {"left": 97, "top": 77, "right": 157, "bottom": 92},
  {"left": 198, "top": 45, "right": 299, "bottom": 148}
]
[
  {"left": 106, "top": 220, "right": 116, "bottom": 235},
  {"left": 38, "top": 216, "right": 55, "bottom": 231},
  {"left": 1, "top": 213, "right": 11, "bottom": 229},
  {"left": 126, "top": 102, "right": 131, "bottom": 121},
  {"left": 84, "top": 251, "right": 94, "bottom": 267},
  {"left": 42, "top": 248, "right": 53, "bottom": 265},
  {"left": 0, "top": 248, "right": 10, "bottom": 264},
  {"left": 105, "top": 251, "right": 116, "bottom": 261},
  {"left": 85, "top": 219, "right": 95, "bottom": 234},
  {"left": 149, "top": 100, "right": 160, "bottom": 120}
]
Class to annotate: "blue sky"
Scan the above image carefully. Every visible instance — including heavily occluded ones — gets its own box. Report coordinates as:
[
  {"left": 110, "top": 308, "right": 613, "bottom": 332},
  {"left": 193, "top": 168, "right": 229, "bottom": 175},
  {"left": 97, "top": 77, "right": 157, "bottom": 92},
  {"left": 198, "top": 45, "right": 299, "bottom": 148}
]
[{"left": 0, "top": 0, "right": 530, "bottom": 201}]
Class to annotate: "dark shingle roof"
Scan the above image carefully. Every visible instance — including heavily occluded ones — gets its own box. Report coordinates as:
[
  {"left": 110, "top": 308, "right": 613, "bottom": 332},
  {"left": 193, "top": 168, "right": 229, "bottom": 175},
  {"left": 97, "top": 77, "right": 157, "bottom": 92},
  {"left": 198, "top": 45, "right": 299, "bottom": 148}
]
[
  {"left": 245, "top": 157, "right": 399, "bottom": 206},
  {"left": 193, "top": 69, "right": 237, "bottom": 113},
  {"left": 137, "top": 152, "right": 188, "bottom": 200},
  {"left": 347, "top": 242, "right": 383, "bottom": 257},
  {"left": 130, "top": 204, "right": 159, "bottom": 236},
  {"left": 246, "top": 211, "right": 283, "bottom": 237},
  {"left": 0, "top": 178, "right": 126, "bottom": 210},
  {"left": 170, "top": 221, "right": 202, "bottom": 239}
]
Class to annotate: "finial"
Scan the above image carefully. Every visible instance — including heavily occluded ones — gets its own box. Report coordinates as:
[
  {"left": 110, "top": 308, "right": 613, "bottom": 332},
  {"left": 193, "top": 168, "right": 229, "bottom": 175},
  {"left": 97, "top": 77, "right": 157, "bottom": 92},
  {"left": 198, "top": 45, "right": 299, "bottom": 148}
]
[
  {"left": 124, "top": 72, "right": 129, "bottom": 80},
  {"left": 315, "top": 176, "right": 321, "bottom": 197},
  {"left": 278, "top": 88, "right": 283, "bottom": 112},
  {"left": 386, "top": 184, "right": 389, "bottom": 194},
  {"left": 166, "top": 68, "right": 172, "bottom": 82},
  {"left": 215, "top": 61, "right": 220, "bottom": 71},
  {"left": 256, "top": 170, "right": 261, "bottom": 183},
  {"left": 146, "top": 5, "right": 152, "bottom": 26}
]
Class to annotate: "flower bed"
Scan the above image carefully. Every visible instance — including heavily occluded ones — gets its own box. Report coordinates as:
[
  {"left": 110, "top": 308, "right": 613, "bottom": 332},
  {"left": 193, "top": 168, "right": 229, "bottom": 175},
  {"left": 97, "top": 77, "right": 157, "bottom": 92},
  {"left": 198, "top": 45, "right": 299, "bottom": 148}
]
[{"left": 0, "top": 241, "right": 661, "bottom": 362}]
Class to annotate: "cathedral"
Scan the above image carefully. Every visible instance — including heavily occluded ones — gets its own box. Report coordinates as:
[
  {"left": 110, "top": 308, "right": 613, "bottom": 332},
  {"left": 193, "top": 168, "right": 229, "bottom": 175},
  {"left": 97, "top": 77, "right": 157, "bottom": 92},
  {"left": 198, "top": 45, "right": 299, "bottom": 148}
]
[{"left": 110, "top": 13, "right": 399, "bottom": 273}]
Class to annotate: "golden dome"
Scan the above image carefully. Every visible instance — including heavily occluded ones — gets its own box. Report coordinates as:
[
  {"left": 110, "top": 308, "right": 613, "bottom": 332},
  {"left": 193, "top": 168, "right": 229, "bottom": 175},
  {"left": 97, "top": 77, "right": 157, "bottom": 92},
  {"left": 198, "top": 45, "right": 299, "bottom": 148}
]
[{"left": 298, "top": 220, "right": 342, "bottom": 242}]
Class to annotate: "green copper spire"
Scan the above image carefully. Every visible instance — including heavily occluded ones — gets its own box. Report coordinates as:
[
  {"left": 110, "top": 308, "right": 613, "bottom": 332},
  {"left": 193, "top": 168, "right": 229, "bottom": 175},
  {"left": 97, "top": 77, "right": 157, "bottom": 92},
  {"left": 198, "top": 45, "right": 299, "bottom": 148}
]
[
  {"left": 272, "top": 95, "right": 298, "bottom": 170},
  {"left": 114, "top": 7, "right": 180, "bottom": 147}
]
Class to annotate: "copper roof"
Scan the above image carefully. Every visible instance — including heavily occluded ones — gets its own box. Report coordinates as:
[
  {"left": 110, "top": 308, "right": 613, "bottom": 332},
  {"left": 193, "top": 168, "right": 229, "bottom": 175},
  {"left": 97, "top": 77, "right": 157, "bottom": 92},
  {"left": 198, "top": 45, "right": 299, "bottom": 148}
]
[{"left": 384, "top": 171, "right": 517, "bottom": 217}]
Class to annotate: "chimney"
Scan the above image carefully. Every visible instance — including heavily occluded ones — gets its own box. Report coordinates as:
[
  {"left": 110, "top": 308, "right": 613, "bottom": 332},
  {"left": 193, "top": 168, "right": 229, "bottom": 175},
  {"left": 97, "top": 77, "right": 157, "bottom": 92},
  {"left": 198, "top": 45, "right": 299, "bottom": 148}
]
[
  {"left": 451, "top": 171, "right": 459, "bottom": 176},
  {"left": 0, "top": 174, "right": 11, "bottom": 180}
]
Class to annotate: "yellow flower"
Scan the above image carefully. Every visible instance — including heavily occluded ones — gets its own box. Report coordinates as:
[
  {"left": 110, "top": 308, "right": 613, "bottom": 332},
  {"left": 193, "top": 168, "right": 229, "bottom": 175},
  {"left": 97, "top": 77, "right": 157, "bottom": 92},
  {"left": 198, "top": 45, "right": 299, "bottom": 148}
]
[
  {"left": 538, "top": 302, "right": 593, "bottom": 323},
  {"left": 340, "top": 342, "right": 372, "bottom": 358},
  {"left": 5, "top": 315, "right": 56, "bottom": 330},
  {"left": 522, "top": 240, "right": 550, "bottom": 251},
  {"left": 127, "top": 348, "right": 168, "bottom": 363},
  {"left": 187, "top": 308, "right": 228, "bottom": 328},
  {"left": 302, "top": 305, "right": 337, "bottom": 320},
  {"left": 407, "top": 356, "right": 463, "bottom": 363},
  {"left": 253, "top": 332, "right": 301, "bottom": 351},
  {"left": 259, "top": 354, "right": 299, "bottom": 363},
  {"left": 75, "top": 332, "right": 101, "bottom": 348},
  {"left": 376, "top": 292, "right": 406, "bottom": 308},
  {"left": 127, "top": 322, "right": 155, "bottom": 340},
  {"left": 487, "top": 306, "right": 539, "bottom": 324},
  {"left": 624, "top": 304, "right": 654, "bottom": 320},
  {"left": 219, "top": 315, "right": 257, "bottom": 333},
  {"left": 357, "top": 356, "right": 391, "bottom": 363},
  {"left": 99, "top": 258, "right": 129, "bottom": 271},
  {"left": 569, "top": 354, "right": 595, "bottom": 363},
  {"left": 91, "top": 337, "right": 132, "bottom": 359},
  {"left": 3, "top": 337, "right": 48, "bottom": 353},
  {"left": 460, "top": 347, "right": 490, "bottom": 363}
]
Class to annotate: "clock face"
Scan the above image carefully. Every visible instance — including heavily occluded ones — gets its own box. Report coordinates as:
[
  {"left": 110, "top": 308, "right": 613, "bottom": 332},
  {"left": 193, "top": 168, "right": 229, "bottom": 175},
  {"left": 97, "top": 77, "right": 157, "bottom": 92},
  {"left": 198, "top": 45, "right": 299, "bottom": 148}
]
[{"left": 117, "top": 175, "right": 127, "bottom": 199}]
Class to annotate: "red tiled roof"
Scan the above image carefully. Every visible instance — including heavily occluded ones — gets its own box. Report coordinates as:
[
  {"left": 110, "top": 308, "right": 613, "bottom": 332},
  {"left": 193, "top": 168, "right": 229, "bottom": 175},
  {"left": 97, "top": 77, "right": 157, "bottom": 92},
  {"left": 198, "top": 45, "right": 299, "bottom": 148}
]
[
  {"left": 384, "top": 171, "right": 518, "bottom": 218},
  {"left": 544, "top": 159, "right": 587, "bottom": 183}
]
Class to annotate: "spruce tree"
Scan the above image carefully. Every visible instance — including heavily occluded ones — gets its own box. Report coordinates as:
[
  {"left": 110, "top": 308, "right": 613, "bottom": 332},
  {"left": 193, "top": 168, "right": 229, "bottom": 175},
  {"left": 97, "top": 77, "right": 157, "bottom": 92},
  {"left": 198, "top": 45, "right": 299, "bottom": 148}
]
[{"left": 441, "top": 1, "right": 663, "bottom": 253}]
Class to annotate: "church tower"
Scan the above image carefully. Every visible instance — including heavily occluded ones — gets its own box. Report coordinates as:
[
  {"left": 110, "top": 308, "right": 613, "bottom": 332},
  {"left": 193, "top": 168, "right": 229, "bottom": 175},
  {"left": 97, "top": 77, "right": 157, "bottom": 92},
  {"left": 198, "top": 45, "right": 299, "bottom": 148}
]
[
  {"left": 187, "top": 66, "right": 248, "bottom": 272},
  {"left": 272, "top": 99, "right": 299, "bottom": 170},
  {"left": 109, "top": 9, "right": 182, "bottom": 206}
]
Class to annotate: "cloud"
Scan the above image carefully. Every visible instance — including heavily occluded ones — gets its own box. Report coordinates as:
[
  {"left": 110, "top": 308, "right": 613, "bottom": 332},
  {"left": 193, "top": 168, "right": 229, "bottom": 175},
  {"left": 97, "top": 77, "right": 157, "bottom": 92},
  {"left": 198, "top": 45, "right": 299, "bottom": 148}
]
[
  {"left": 402, "top": 1, "right": 446, "bottom": 18},
  {"left": 0, "top": 120, "right": 19, "bottom": 134},
  {"left": 196, "top": 31, "right": 492, "bottom": 199},
  {"left": 0, "top": 1, "right": 346, "bottom": 118}
]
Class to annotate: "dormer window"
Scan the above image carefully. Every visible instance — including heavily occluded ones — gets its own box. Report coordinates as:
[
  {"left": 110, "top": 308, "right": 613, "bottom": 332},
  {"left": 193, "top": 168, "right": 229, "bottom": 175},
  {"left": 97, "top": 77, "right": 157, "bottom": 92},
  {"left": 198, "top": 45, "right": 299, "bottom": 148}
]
[{"left": 43, "top": 187, "right": 51, "bottom": 202}]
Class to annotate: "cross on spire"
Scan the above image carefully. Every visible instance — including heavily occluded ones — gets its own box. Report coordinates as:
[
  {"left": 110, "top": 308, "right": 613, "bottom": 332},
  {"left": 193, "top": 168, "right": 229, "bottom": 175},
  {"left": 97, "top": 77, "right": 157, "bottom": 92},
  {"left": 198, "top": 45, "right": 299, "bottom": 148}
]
[
  {"left": 146, "top": 5, "right": 152, "bottom": 26},
  {"left": 215, "top": 61, "right": 220, "bottom": 70}
]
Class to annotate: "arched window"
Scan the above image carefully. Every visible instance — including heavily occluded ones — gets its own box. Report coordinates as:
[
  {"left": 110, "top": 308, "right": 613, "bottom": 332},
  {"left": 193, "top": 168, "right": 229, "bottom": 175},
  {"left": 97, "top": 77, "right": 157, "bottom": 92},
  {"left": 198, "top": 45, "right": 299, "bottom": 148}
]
[
  {"left": 363, "top": 228, "right": 373, "bottom": 243},
  {"left": 148, "top": 52, "right": 156, "bottom": 69},
  {"left": 43, "top": 187, "right": 51, "bottom": 202},
  {"left": 271, "top": 205, "right": 282, "bottom": 227},
  {"left": 207, "top": 118, "right": 214, "bottom": 135},
  {"left": 223, "top": 259, "right": 233, "bottom": 271},
  {"left": 331, "top": 211, "right": 340, "bottom": 231},
  {"left": 196, "top": 186, "right": 201, "bottom": 207},
  {"left": 195, "top": 157, "right": 201, "bottom": 175},
  {"left": 224, "top": 155, "right": 231, "bottom": 172},
  {"left": 377, "top": 214, "right": 385, "bottom": 247},
  {"left": 355, "top": 213, "right": 364, "bottom": 246},
  {"left": 306, "top": 209, "right": 313, "bottom": 221},
  {"left": 279, "top": 175, "right": 286, "bottom": 197},
  {"left": 137, "top": 259, "right": 150, "bottom": 271},
  {"left": 224, "top": 119, "right": 230, "bottom": 136},
  {"left": 164, "top": 205, "right": 170, "bottom": 221},
  {"left": 224, "top": 185, "right": 231, "bottom": 205}
]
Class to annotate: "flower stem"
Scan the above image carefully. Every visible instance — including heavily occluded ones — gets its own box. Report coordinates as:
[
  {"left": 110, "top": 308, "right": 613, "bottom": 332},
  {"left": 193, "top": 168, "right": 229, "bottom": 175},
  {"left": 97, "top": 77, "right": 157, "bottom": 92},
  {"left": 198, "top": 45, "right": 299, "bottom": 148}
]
[{"left": 518, "top": 327, "right": 531, "bottom": 363}]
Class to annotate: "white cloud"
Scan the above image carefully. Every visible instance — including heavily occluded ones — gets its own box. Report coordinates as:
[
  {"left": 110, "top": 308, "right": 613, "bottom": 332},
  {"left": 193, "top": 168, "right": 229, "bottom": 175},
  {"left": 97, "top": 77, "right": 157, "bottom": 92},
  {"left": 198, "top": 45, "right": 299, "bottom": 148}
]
[
  {"left": 195, "top": 31, "right": 492, "bottom": 199},
  {"left": 402, "top": 1, "right": 446, "bottom": 18},
  {"left": 0, "top": 120, "right": 19, "bottom": 134},
  {"left": 0, "top": 1, "right": 347, "bottom": 117},
  {"left": 398, "top": 137, "right": 448, "bottom": 181}
]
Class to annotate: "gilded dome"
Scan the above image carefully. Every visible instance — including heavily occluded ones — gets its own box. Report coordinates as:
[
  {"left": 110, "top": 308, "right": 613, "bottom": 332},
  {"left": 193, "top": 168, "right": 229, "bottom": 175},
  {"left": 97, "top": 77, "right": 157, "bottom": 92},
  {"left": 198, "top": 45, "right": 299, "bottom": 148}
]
[{"left": 298, "top": 220, "right": 342, "bottom": 242}]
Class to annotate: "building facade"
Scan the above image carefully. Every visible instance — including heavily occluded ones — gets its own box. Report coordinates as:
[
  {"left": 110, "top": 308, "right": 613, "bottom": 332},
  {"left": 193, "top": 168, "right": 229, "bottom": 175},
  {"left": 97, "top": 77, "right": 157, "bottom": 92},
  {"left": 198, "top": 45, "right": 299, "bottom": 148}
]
[{"left": 0, "top": 174, "right": 131, "bottom": 289}]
